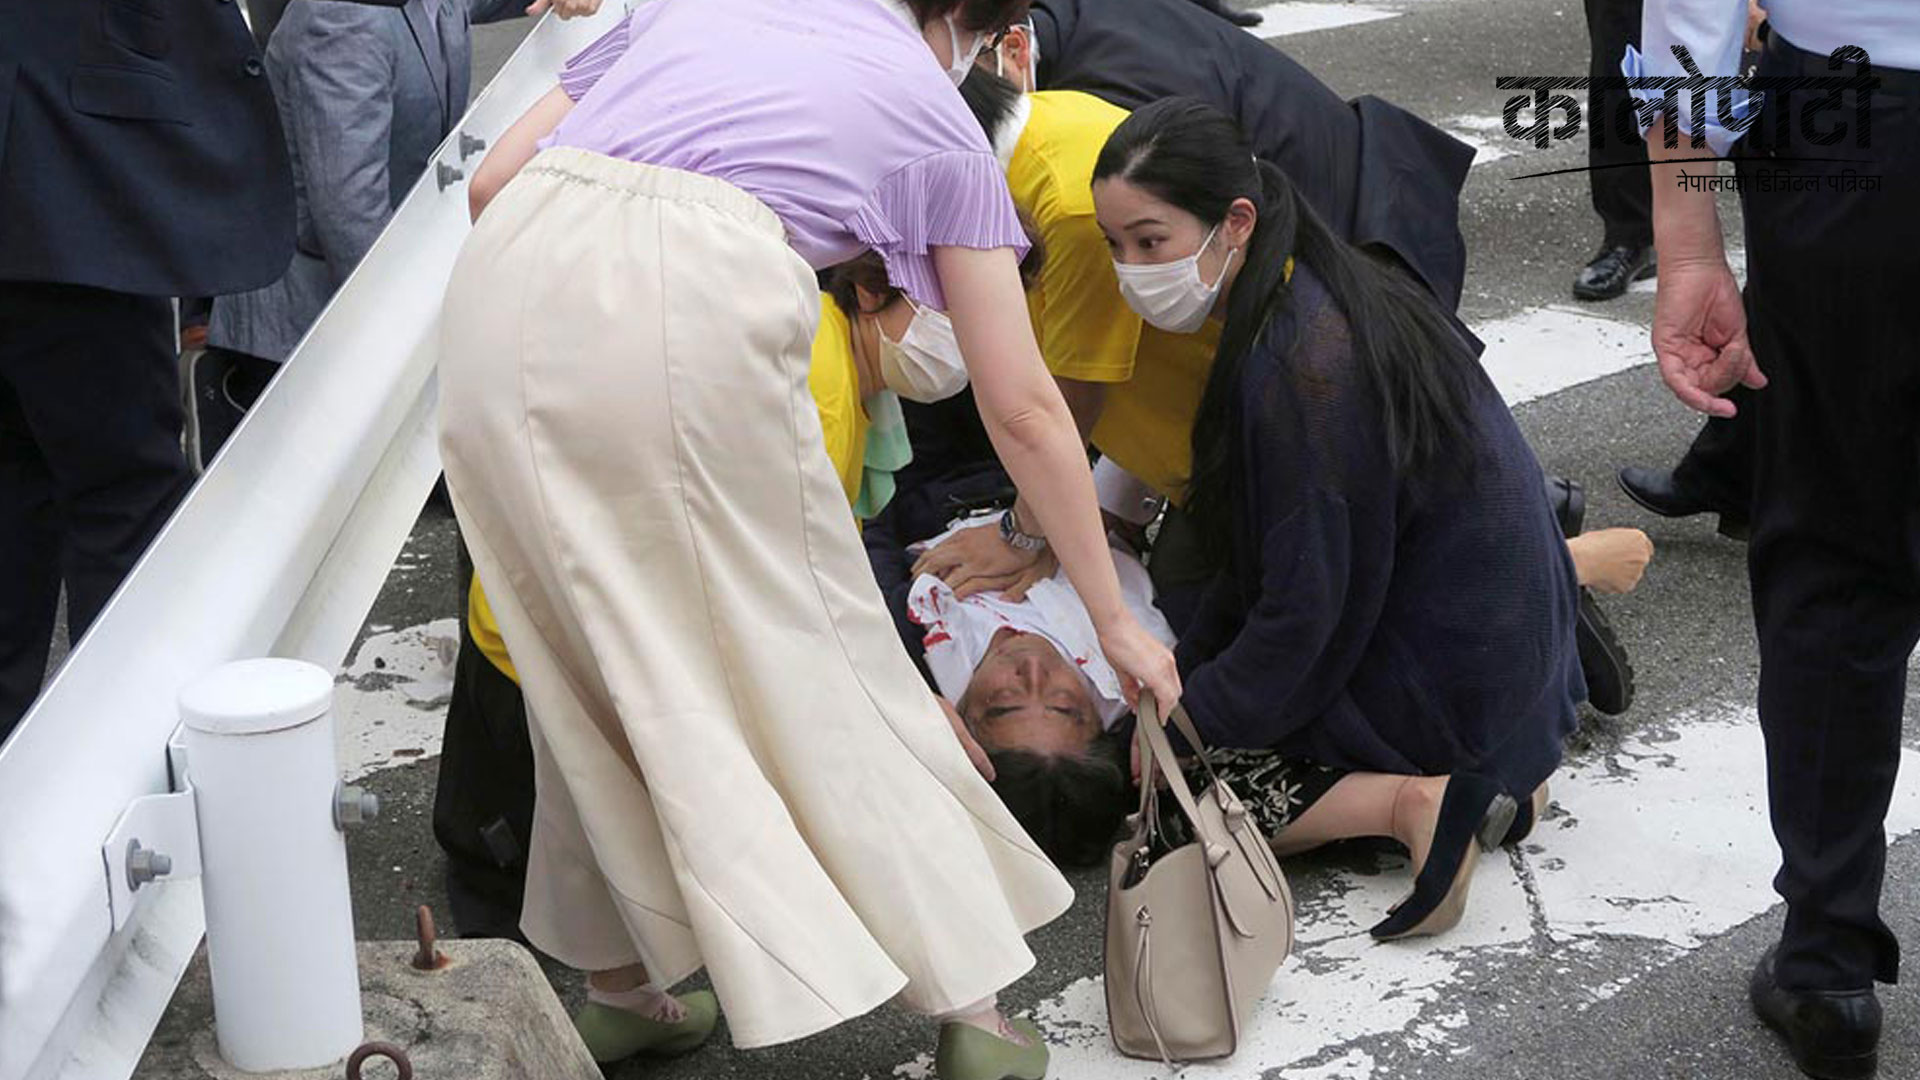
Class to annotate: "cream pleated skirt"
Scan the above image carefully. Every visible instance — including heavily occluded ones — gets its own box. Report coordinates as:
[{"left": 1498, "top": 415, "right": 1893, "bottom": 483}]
[{"left": 436, "top": 148, "right": 1073, "bottom": 1049}]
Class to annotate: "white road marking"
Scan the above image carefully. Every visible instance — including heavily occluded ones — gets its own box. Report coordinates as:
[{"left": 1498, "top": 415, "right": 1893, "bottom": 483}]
[
  {"left": 333, "top": 617, "right": 459, "bottom": 780},
  {"left": 1244, "top": 3, "right": 1401, "bottom": 39},
  {"left": 880, "top": 708, "right": 1920, "bottom": 1078},
  {"left": 1477, "top": 304, "right": 1652, "bottom": 406},
  {"left": 1444, "top": 115, "right": 1517, "bottom": 166}
]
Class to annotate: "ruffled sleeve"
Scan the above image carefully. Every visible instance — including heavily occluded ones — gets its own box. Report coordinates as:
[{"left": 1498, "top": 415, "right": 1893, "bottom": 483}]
[
  {"left": 556, "top": 12, "right": 637, "bottom": 102},
  {"left": 848, "top": 150, "right": 1031, "bottom": 310}
]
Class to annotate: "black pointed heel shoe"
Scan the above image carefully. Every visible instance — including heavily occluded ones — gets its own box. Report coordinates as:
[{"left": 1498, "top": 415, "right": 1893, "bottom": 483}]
[{"left": 1372, "top": 774, "right": 1506, "bottom": 941}]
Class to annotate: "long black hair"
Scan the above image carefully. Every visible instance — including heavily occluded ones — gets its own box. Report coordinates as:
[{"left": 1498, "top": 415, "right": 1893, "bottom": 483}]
[{"left": 1092, "top": 97, "right": 1479, "bottom": 549}]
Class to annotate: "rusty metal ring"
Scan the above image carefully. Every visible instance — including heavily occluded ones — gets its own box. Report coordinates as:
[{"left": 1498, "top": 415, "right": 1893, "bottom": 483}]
[{"left": 345, "top": 1041, "right": 413, "bottom": 1080}]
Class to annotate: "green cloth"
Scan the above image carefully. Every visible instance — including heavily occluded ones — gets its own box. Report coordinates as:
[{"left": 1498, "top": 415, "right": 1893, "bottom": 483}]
[{"left": 852, "top": 390, "right": 914, "bottom": 519}]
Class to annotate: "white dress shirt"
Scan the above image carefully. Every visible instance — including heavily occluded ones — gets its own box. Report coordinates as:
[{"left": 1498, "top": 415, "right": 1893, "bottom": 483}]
[
  {"left": 906, "top": 520, "right": 1176, "bottom": 728},
  {"left": 1632, "top": 0, "right": 1919, "bottom": 155}
]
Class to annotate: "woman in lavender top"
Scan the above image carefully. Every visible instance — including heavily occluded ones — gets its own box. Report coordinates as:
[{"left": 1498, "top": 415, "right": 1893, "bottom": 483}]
[{"left": 437, "top": 1, "right": 1179, "bottom": 1075}]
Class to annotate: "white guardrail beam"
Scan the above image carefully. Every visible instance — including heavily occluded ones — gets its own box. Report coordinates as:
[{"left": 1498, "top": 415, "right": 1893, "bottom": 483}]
[{"left": 0, "top": 9, "right": 625, "bottom": 1080}]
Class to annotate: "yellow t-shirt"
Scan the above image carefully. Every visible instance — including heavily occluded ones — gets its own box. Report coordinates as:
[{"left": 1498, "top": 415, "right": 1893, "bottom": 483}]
[
  {"left": 1010, "top": 91, "right": 1143, "bottom": 385},
  {"left": 1005, "top": 90, "right": 1217, "bottom": 503},
  {"left": 1092, "top": 323, "right": 1219, "bottom": 504},
  {"left": 469, "top": 293, "right": 870, "bottom": 683},
  {"left": 808, "top": 298, "right": 871, "bottom": 507}
]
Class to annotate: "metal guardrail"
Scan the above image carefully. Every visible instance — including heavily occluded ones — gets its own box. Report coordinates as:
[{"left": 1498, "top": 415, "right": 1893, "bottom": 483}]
[{"left": 0, "top": 8, "right": 626, "bottom": 1079}]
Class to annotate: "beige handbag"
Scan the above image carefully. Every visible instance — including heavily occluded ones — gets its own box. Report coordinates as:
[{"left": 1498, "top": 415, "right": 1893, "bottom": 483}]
[{"left": 1105, "top": 694, "right": 1295, "bottom": 1064}]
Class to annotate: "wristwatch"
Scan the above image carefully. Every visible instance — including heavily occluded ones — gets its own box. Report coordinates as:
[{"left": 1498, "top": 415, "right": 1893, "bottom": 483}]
[{"left": 999, "top": 506, "right": 1048, "bottom": 552}]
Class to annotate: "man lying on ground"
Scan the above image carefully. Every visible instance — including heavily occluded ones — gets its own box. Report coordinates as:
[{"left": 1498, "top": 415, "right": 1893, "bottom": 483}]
[{"left": 887, "top": 458, "right": 1656, "bottom": 873}]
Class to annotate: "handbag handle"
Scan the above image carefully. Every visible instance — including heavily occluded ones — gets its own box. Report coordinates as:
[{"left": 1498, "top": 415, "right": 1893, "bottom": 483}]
[{"left": 1133, "top": 693, "right": 1229, "bottom": 855}]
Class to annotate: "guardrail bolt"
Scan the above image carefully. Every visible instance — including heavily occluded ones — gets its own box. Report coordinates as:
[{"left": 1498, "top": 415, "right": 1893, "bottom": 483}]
[
  {"left": 334, "top": 783, "right": 380, "bottom": 830},
  {"left": 126, "top": 839, "right": 173, "bottom": 891}
]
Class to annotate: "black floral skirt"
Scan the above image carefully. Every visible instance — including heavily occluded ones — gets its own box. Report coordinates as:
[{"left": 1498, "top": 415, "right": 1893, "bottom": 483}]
[{"left": 1151, "top": 749, "right": 1348, "bottom": 848}]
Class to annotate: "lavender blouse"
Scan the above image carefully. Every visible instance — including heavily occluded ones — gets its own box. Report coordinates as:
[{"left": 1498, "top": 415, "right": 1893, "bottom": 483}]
[{"left": 540, "top": 0, "right": 1027, "bottom": 309}]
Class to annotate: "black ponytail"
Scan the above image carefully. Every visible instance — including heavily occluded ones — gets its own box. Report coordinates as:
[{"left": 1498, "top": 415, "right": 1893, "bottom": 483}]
[{"left": 1093, "top": 98, "right": 1480, "bottom": 552}]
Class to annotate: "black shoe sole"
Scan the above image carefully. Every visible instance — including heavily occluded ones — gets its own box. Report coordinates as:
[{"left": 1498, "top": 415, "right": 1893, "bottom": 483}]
[
  {"left": 1575, "top": 588, "right": 1635, "bottom": 715},
  {"left": 1791, "top": 1049, "right": 1878, "bottom": 1080}
]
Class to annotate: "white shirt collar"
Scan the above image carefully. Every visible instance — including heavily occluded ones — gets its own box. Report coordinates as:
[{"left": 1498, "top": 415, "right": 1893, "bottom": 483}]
[{"left": 992, "top": 93, "right": 1033, "bottom": 171}]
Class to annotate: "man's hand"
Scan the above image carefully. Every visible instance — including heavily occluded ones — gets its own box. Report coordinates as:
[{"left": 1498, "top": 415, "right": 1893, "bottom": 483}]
[
  {"left": 938, "top": 696, "right": 996, "bottom": 782},
  {"left": 526, "top": 0, "right": 602, "bottom": 18},
  {"left": 1651, "top": 255, "right": 1766, "bottom": 417},
  {"left": 912, "top": 521, "right": 1054, "bottom": 600}
]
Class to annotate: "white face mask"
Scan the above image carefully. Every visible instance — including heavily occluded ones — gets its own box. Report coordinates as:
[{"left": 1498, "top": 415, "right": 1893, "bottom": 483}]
[
  {"left": 942, "top": 13, "right": 988, "bottom": 86},
  {"left": 1112, "top": 224, "right": 1238, "bottom": 334},
  {"left": 877, "top": 301, "right": 970, "bottom": 403}
]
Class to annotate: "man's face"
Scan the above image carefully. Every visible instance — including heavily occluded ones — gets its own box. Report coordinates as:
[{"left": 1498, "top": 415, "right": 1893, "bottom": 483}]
[{"left": 959, "top": 630, "right": 1100, "bottom": 756}]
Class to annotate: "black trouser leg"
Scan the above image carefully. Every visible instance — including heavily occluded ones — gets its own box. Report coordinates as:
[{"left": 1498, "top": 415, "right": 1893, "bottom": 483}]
[
  {"left": 1672, "top": 387, "right": 1758, "bottom": 515},
  {"left": 1741, "top": 66, "right": 1920, "bottom": 991},
  {"left": 1582, "top": 0, "right": 1652, "bottom": 247},
  {"left": 433, "top": 546, "right": 536, "bottom": 939},
  {"left": 0, "top": 353, "right": 61, "bottom": 736},
  {"left": 0, "top": 283, "right": 189, "bottom": 738}
]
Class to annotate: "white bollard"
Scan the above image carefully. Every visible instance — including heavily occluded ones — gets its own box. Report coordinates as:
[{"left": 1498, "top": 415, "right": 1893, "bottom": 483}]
[{"left": 179, "top": 658, "right": 364, "bottom": 1072}]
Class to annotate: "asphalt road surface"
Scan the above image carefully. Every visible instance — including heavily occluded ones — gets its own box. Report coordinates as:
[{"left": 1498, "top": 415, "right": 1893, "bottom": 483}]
[{"left": 313, "top": 4, "right": 1920, "bottom": 1079}]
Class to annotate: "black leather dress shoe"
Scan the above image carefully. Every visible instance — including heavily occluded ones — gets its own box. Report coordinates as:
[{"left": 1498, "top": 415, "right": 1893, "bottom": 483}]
[
  {"left": 1572, "top": 245, "right": 1657, "bottom": 301},
  {"left": 1751, "top": 948, "right": 1882, "bottom": 1080},
  {"left": 1617, "top": 466, "right": 1750, "bottom": 539}
]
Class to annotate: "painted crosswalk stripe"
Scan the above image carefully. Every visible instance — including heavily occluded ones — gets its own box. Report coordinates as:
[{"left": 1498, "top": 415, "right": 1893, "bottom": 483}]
[
  {"left": 1477, "top": 304, "right": 1652, "bottom": 406},
  {"left": 1243, "top": 2, "right": 1400, "bottom": 39}
]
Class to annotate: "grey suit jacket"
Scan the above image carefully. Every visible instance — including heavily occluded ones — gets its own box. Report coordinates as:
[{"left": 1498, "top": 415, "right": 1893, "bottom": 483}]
[{"left": 210, "top": 0, "right": 522, "bottom": 362}]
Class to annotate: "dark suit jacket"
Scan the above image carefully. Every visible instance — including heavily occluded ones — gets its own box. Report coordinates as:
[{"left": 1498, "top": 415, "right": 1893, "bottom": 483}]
[
  {"left": 0, "top": 0, "right": 294, "bottom": 296},
  {"left": 210, "top": 0, "right": 523, "bottom": 362},
  {"left": 1031, "top": 0, "right": 1475, "bottom": 311}
]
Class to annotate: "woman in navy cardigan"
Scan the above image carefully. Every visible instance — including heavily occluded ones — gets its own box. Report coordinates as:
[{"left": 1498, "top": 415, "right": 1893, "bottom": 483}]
[{"left": 1092, "top": 99, "right": 1585, "bottom": 940}]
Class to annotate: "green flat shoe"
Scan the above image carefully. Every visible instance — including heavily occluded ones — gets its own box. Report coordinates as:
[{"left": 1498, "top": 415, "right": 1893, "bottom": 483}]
[
  {"left": 573, "top": 989, "right": 720, "bottom": 1065},
  {"left": 935, "top": 1017, "right": 1048, "bottom": 1080}
]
